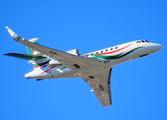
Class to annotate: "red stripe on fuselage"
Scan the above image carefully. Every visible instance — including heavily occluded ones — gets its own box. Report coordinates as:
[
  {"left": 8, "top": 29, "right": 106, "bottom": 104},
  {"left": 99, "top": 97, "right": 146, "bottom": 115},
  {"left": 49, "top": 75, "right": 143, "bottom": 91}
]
[
  {"left": 41, "top": 66, "right": 56, "bottom": 74},
  {"left": 97, "top": 43, "right": 133, "bottom": 55}
]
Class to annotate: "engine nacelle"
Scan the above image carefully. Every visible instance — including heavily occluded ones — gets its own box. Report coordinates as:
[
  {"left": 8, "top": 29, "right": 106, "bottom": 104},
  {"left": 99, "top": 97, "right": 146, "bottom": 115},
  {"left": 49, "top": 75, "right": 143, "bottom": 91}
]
[
  {"left": 28, "top": 38, "right": 39, "bottom": 43},
  {"left": 66, "top": 49, "right": 80, "bottom": 56},
  {"left": 49, "top": 59, "right": 61, "bottom": 66}
]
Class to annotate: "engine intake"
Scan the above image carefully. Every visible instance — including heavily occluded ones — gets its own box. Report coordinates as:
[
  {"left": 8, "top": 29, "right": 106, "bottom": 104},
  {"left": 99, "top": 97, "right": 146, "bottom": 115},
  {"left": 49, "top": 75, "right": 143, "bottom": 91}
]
[{"left": 66, "top": 49, "right": 80, "bottom": 56}]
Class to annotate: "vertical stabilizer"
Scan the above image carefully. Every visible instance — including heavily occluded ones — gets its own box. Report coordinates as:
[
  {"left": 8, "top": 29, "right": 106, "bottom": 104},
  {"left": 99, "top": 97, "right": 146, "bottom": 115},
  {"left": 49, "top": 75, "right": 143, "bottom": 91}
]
[
  {"left": 26, "top": 38, "right": 41, "bottom": 55},
  {"left": 26, "top": 38, "right": 51, "bottom": 68},
  {"left": 5, "top": 26, "right": 51, "bottom": 69}
]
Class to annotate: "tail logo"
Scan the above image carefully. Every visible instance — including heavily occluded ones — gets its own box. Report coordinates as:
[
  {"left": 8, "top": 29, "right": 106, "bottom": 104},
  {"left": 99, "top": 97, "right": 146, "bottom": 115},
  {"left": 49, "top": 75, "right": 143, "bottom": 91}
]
[{"left": 32, "top": 50, "right": 42, "bottom": 56}]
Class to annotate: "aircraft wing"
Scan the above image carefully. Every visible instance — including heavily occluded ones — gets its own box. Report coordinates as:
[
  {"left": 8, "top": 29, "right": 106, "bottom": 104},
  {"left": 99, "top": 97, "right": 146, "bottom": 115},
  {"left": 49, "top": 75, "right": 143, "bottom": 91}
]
[
  {"left": 6, "top": 27, "right": 102, "bottom": 69},
  {"left": 82, "top": 68, "right": 112, "bottom": 107}
]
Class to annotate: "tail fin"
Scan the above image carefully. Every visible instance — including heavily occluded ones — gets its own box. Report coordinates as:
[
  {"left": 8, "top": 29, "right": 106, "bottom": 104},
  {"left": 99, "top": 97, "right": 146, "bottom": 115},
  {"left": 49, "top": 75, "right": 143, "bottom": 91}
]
[
  {"left": 5, "top": 26, "right": 51, "bottom": 69},
  {"left": 26, "top": 38, "right": 51, "bottom": 68},
  {"left": 26, "top": 38, "right": 42, "bottom": 56}
]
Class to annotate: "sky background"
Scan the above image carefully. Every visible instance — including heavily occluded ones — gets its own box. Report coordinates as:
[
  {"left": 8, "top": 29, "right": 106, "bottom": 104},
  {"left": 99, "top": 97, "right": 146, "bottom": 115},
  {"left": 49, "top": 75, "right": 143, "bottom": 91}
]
[{"left": 0, "top": 0, "right": 167, "bottom": 120}]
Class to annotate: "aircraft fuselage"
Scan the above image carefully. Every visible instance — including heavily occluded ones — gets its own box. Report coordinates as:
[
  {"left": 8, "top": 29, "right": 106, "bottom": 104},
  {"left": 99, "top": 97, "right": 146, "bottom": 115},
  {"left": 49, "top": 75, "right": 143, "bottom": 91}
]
[{"left": 25, "top": 40, "right": 163, "bottom": 79}]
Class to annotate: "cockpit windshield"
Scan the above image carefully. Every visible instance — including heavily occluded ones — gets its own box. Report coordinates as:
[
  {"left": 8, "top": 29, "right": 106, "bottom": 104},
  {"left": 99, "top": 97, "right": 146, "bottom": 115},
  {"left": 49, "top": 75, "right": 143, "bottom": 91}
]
[{"left": 136, "top": 40, "right": 149, "bottom": 43}]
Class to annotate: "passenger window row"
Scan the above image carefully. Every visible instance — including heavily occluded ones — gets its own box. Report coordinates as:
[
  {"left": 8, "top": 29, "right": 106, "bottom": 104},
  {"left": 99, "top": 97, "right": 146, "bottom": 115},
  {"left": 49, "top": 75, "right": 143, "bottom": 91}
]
[{"left": 86, "top": 46, "right": 118, "bottom": 57}]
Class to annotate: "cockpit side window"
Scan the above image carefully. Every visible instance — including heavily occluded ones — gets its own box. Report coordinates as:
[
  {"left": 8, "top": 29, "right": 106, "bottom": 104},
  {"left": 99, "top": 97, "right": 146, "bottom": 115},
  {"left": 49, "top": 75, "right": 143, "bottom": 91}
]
[{"left": 136, "top": 40, "right": 149, "bottom": 43}]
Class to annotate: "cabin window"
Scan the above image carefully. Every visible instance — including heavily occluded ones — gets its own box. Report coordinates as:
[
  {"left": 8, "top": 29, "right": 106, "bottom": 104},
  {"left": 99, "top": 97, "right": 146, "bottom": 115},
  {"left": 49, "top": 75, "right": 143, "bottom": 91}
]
[
  {"left": 136, "top": 41, "right": 141, "bottom": 43},
  {"left": 106, "top": 49, "right": 108, "bottom": 52},
  {"left": 145, "top": 40, "right": 149, "bottom": 43},
  {"left": 115, "top": 47, "right": 118, "bottom": 49},
  {"left": 96, "top": 52, "right": 98, "bottom": 54},
  {"left": 101, "top": 51, "right": 103, "bottom": 53},
  {"left": 110, "top": 48, "right": 113, "bottom": 50},
  {"left": 141, "top": 40, "right": 145, "bottom": 43},
  {"left": 91, "top": 53, "right": 93, "bottom": 56},
  {"left": 86, "top": 55, "right": 89, "bottom": 57}
]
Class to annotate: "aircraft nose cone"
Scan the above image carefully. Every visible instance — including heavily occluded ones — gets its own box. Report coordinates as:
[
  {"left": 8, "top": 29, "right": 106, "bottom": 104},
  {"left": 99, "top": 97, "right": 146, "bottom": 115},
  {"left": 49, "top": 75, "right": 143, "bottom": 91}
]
[
  {"left": 159, "top": 44, "right": 163, "bottom": 49},
  {"left": 150, "top": 43, "right": 163, "bottom": 53},
  {"left": 155, "top": 44, "right": 163, "bottom": 51}
]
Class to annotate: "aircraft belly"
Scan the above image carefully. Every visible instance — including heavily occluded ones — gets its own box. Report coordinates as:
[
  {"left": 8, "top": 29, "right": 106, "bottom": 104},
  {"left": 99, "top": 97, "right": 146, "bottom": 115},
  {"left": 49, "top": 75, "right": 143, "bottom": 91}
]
[
  {"left": 33, "top": 62, "right": 112, "bottom": 79},
  {"left": 54, "top": 63, "right": 114, "bottom": 78}
]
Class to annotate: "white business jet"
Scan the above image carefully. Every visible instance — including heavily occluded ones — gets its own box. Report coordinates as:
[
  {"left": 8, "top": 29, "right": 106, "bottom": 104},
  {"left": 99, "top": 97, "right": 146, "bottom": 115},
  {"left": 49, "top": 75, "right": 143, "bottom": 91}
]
[{"left": 5, "top": 27, "right": 163, "bottom": 107}]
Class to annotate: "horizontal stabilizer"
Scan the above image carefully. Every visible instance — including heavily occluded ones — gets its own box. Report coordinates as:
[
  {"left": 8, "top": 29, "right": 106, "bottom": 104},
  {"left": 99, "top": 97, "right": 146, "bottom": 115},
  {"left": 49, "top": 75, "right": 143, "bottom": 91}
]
[{"left": 4, "top": 53, "right": 47, "bottom": 60}]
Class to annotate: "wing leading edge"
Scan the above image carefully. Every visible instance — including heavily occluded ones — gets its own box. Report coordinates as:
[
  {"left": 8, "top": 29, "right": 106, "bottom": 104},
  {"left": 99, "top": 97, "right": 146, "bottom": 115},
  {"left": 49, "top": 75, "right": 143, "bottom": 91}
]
[
  {"left": 6, "top": 27, "right": 102, "bottom": 70},
  {"left": 82, "top": 68, "right": 112, "bottom": 107}
]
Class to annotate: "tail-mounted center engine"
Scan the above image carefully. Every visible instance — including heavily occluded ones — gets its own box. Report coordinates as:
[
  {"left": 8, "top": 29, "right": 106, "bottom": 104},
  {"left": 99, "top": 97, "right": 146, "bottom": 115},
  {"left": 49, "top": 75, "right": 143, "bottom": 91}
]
[
  {"left": 66, "top": 49, "right": 80, "bottom": 56},
  {"left": 48, "top": 49, "right": 80, "bottom": 67}
]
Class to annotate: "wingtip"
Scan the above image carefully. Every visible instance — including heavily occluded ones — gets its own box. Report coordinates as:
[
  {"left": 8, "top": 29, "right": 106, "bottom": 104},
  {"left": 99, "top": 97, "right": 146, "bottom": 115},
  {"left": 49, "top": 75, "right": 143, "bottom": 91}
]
[
  {"left": 5, "top": 26, "right": 9, "bottom": 30},
  {"left": 5, "top": 26, "right": 17, "bottom": 38}
]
